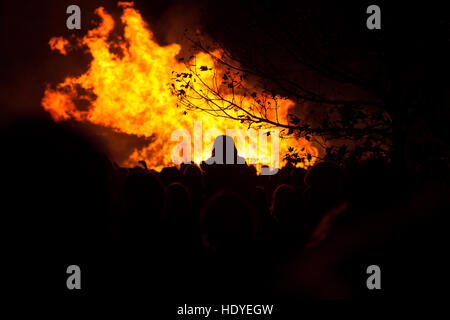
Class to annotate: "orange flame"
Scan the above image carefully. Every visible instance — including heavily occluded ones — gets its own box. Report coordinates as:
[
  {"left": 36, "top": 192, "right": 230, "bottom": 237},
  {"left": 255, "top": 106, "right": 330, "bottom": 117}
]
[{"left": 42, "top": 2, "right": 318, "bottom": 171}]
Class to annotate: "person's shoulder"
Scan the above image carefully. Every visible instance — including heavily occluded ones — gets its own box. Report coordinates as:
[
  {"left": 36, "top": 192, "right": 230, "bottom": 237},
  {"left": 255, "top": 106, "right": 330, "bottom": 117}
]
[{"left": 204, "top": 157, "right": 215, "bottom": 165}]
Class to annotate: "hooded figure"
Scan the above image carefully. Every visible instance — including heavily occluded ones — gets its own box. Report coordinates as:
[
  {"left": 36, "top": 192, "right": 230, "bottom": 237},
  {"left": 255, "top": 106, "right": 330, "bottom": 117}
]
[
  {"left": 205, "top": 135, "right": 246, "bottom": 165},
  {"left": 202, "top": 135, "right": 254, "bottom": 198}
]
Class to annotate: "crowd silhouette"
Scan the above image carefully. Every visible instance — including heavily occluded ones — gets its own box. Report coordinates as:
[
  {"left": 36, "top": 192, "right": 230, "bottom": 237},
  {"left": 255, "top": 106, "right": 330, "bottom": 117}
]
[{"left": 1, "top": 119, "right": 448, "bottom": 300}]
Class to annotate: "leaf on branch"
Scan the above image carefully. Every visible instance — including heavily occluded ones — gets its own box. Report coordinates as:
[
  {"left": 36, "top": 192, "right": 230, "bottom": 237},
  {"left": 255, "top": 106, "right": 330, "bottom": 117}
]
[{"left": 288, "top": 114, "right": 300, "bottom": 125}]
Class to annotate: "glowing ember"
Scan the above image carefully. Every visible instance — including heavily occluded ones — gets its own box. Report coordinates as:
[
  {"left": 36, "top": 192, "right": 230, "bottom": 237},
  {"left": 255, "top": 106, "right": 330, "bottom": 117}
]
[{"left": 42, "top": 2, "right": 318, "bottom": 171}]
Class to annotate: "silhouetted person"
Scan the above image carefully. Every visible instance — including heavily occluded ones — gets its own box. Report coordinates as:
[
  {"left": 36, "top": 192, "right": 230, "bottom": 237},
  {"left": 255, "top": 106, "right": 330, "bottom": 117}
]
[
  {"left": 159, "top": 166, "right": 181, "bottom": 186},
  {"left": 252, "top": 185, "right": 278, "bottom": 258},
  {"left": 160, "top": 182, "right": 203, "bottom": 296},
  {"left": 341, "top": 159, "right": 394, "bottom": 212},
  {"left": 271, "top": 184, "right": 295, "bottom": 223},
  {"left": 270, "top": 162, "right": 295, "bottom": 191},
  {"left": 254, "top": 185, "right": 274, "bottom": 233},
  {"left": 304, "top": 162, "right": 341, "bottom": 201},
  {"left": 122, "top": 171, "right": 165, "bottom": 242},
  {"left": 271, "top": 183, "right": 311, "bottom": 253},
  {"left": 203, "top": 135, "right": 254, "bottom": 198},
  {"left": 181, "top": 164, "right": 204, "bottom": 213},
  {"left": 290, "top": 167, "right": 307, "bottom": 196},
  {"left": 199, "top": 191, "right": 263, "bottom": 297},
  {"left": 118, "top": 170, "right": 166, "bottom": 293},
  {"left": 165, "top": 182, "right": 192, "bottom": 222},
  {"left": 200, "top": 191, "right": 256, "bottom": 254},
  {"left": 302, "top": 162, "right": 342, "bottom": 232},
  {"left": 0, "top": 119, "right": 111, "bottom": 294},
  {"left": 164, "top": 182, "right": 198, "bottom": 249}
]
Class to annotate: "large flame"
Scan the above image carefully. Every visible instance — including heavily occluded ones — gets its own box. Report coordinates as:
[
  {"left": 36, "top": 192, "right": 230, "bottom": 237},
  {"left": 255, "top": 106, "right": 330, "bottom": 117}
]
[{"left": 42, "top": 2, "right": 317, "bottom": 171}]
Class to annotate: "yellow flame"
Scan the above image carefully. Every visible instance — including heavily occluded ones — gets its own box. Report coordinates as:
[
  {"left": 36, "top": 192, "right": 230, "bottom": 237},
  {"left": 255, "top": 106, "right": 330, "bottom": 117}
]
[{"left": 42, "top": 2, "right": 318, "bottom": 171}]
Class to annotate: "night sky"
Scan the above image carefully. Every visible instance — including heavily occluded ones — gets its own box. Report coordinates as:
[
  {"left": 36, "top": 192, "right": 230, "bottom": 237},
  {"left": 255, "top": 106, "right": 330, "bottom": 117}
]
[
  {"left": 1, "top": 0, "right": 448, "bottom": 162},
  {"left": 0, "top": 0, "right": 449, "bottom": 305}
]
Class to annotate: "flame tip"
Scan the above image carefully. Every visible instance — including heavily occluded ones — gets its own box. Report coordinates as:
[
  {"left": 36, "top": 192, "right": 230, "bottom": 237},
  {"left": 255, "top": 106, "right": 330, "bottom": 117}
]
[{"left": 118, "top": 1, "right": 135, "bottom": 9}]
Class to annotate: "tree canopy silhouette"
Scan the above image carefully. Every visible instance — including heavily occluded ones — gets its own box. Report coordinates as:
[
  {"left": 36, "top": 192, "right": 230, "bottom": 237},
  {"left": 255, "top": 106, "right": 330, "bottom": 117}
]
[{"left": 171, "top": 1, "right": 448, "bottom": 168}]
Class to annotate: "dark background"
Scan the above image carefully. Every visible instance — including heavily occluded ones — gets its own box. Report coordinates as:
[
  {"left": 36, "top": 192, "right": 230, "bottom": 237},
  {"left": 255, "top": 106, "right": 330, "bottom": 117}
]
[
  {"left": 1, "top": 0, "right": 448, "bottom": 163},
  {"left": 0, "top": 0, "right": 448, "bottom": 308}
]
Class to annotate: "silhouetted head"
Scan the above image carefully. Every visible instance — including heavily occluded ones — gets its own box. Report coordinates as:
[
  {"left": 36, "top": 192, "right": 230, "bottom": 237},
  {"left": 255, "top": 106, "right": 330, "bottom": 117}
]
[
  {"left": 123, "top": 171, "right": 165, "bottom": 232},
  {"left": 0, "top": 118, "right": 113, "bottom": 291},
  {"left": 290, "top": 167, "right": 307, "bottom": 189},
  {"left": 182, "top": 164, "right": 203, "bottom": 189},
  {"left": 271, "top": 184, "right": 295, "bottom": 222},
  {"left": 255, "top": 186, "right": 270, "bottom": 208},
  {"left": 200, "top": 191, "right": 256, "bottom": 252},
  {"left": 253, "top": 186, "right": 273, "bottom": 228},
  {"left": 208, "top": 135, "right": 245, "bottom": 165},
  {"left": 342, "top": 159, "right": 393, "bottom": 209},
  {"left": 249, "top": 165, "right": 257, "bottom": 177},
  {"left": 159, "top": 166, "right": 181, "bottom": 186},
  {"left": 165, "top": 182, "right": 192, "bottom": 222},
  {"left": 305, "top": 161, "right": 341, "bottom": 189},
  {"left": 0, "top": 119, "right": 110, "bottom": 248}
]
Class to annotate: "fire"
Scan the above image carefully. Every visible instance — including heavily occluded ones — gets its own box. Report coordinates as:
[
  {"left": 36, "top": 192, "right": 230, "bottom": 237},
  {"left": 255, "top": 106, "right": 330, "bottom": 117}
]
[{"left": 42, "top": 2, "right": 318, "bottom": 171}]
